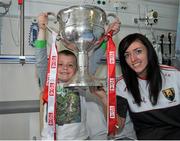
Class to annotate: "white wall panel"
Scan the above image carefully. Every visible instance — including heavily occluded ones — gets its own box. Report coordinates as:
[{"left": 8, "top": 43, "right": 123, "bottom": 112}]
[
  {"left": 0, "top": 64, "right": 40, "bottom": 101},
  {"left": 0, "top": 113, "right": 40, "bottom": 140}
]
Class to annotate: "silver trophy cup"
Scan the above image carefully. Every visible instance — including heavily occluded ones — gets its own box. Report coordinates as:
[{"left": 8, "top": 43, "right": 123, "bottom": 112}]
[{"left": 47, "top": 5, "right": 116, "bottom": 87}]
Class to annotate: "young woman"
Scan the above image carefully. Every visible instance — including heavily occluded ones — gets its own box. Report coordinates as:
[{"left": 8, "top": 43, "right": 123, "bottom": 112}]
[{"left": 116, "top": 33, "right": 180, "bottom": 139}]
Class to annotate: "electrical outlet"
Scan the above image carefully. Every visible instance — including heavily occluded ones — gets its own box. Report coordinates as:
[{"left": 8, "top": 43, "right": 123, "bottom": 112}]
[{"left": 134, "top": 17, "right": 139, "bottom": 24}]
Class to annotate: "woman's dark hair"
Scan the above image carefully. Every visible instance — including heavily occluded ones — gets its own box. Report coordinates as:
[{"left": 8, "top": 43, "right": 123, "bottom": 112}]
[{"left": 118, "top": 33, "right": 162, "bottom": 106}]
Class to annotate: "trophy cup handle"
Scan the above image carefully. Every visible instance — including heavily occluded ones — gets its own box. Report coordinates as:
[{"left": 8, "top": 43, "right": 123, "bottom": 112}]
[
  {"left": 47, "top": 12, "right": 56, "bottom": 17},
  {"left": 106, "top": 13, "right": 119, "bottom": 35},
  {"left": 107, "top": 13, "right": 117, "bottom": 20},
  {"left": 45, "top": 12, "right": 79, "bottom": 51},
  {"left": 44, "top": 12, "right": 59, "bottom": 34},
  {"left": 93, "top": 13, "right": 119, "bottom": 48}
]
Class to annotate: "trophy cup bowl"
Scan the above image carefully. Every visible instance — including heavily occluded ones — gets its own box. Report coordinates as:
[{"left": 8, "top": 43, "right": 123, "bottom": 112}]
[{"left": 54, "top": 5, "right": 115, "bottom": 87}]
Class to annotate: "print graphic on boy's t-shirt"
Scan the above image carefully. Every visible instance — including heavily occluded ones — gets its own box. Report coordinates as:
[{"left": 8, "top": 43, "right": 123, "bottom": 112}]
[{"left": 56, "top": 85, "right": 81, "bottom": 125}]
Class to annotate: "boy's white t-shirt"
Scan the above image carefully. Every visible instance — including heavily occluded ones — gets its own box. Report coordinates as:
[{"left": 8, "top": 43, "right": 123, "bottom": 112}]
[
  {"left": 86, "top": 91, "right": 107, "bottom": 140},
  {"left": 56, "top": 95, "right": 88, "bottom": 139},
  {"left": 41, "top": 84, "right": 88, "bottom": 140}
]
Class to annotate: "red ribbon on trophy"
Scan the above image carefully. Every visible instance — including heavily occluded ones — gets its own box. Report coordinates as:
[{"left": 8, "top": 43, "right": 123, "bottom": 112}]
[
  {"left": 43, "top": 32, "right": 58, "bottom": 140},
  {"left": 106, "top": 31, "right": 117, "bottom": 135}
]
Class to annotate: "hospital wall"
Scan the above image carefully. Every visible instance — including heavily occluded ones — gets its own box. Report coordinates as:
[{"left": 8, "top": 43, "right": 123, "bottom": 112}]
[{"left": 0, "top": 0, "right": 178, "bottom": 139}]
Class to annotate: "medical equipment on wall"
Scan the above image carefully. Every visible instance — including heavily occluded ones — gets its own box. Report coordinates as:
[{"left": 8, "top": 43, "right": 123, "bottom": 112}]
[
  {"left": 160, "top": 34, "right": 165, "bottom": 64},
  {"left": 0, "top": 0, "right": 11, "bottom": 16},
  {"left": 134, "top": 9, "right": 158, "bottom": 25},
  {"left": 153, "top": 42, "right": 162, "bottom": 64},
  {"left": 134, "top": 9, "right": 164, "bottom": 64},
  {"left": 158, "top": 33, "right": 175, "bottom": 66},
  {"left": 18, "top": 0, "right": 25, "bottom": 64},
  {"left": 146, "top": 10, "right": 158, "bottom": 25},
  {"left": 28, "top": 19, "right": 39, "bottom": 47},
  {"left": 167, "top": 32, "right": 172, "bottom": 65}
]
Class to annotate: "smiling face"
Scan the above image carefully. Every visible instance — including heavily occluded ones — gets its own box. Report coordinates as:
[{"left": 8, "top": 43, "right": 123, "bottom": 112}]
[
  {"left": 57, "top": 54, "right": 77, "bottom": 83},
  {"left": 124, "top": 40, "right": 148, "bottom": 78}
]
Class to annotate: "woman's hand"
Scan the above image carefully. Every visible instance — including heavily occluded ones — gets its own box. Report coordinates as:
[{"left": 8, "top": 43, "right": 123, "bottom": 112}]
[{"left": 106, "top": 18, "right": 121, "bottom": 35}]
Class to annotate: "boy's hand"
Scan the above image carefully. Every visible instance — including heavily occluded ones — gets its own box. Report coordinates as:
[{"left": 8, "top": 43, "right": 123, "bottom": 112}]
[{"left": 38, "top": 13, "right": 48, "bottom": 30}]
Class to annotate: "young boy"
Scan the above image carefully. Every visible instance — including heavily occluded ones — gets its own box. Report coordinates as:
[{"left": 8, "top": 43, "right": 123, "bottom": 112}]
[{"left": 40, "top": 50, "right": 88, "bottom": 139}]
